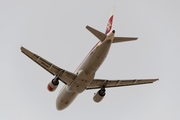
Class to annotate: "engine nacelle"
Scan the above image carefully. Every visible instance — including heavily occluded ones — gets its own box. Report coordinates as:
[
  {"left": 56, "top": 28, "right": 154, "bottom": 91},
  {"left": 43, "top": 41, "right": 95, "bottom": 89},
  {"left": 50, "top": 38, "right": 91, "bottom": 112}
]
[
  {"left": 47, "top": 79, "right": 59, "bottom": 92},
  {"left": 93, "top": 89, "right": 106, "bottom": 103}
]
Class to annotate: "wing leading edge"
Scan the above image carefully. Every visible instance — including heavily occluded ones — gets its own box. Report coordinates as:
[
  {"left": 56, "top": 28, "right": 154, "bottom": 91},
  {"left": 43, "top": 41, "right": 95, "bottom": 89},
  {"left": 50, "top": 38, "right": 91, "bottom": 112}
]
[
  {"left": 86, "top": 79, "right": 158, "bottom": 90},
  {"left": 21, "top": 47, "right": 76, "bottom": 85}
]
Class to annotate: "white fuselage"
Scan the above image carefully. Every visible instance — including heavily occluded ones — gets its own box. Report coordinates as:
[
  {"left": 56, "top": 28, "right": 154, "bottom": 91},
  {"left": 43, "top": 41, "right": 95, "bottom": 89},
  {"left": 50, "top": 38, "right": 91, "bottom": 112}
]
[{"left": 56, "top": 31, "right": 115, "bottom": 110}]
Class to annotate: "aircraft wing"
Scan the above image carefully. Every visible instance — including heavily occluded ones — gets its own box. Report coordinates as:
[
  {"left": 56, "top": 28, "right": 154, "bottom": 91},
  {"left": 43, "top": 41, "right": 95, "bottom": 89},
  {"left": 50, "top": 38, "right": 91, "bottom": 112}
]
[
  {"left": 86, "top": 79, "right": 158, "bottom": 90},
  {"left": 21, "top": 47, "right": 76, "bottom": 85}
]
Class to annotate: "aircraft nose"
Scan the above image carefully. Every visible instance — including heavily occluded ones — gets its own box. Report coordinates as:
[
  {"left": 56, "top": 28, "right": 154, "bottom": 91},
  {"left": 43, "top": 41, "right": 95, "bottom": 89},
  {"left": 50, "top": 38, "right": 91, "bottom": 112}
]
[
  {"left": 56, "top": 99, "right": 67, "bottom": 111},
  {"left": 56, "top": 105, "right": 64, "bottom": 111}
]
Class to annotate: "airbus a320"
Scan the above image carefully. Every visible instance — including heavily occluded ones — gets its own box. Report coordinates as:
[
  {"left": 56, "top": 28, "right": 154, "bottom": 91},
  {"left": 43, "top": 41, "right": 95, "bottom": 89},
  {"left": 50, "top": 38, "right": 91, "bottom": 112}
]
[{"left": 21, "top": 8, "right": 158, "bottom": 110}]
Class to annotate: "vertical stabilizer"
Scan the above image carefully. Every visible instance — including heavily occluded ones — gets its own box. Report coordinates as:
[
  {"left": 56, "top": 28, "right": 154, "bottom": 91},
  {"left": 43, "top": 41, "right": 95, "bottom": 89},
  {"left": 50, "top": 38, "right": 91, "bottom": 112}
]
[{"left": 105, "top": 7, "right": 115, "bottom": 34}]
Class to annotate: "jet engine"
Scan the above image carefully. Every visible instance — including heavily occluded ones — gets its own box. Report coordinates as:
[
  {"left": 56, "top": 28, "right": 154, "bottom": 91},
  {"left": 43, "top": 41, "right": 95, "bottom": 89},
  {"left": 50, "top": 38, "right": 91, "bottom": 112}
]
[
  {"left": 93, "top": 88, "right": 106, "bottom": 103},
  {"left": 47, "top": 78, "right": 59, "bottom": 92}
]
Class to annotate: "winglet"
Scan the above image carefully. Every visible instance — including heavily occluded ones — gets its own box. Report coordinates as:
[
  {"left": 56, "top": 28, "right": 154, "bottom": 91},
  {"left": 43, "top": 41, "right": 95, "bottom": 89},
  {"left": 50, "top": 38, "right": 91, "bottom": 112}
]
[{"left": 105, "top": 7, "right": 115, "bottom": 34}]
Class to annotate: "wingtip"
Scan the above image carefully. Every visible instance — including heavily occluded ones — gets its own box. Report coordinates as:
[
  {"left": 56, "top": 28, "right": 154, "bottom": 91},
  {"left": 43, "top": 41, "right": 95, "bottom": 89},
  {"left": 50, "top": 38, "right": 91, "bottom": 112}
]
[
  {"left": 20, "top": 46, "right": 24, "bottom": 50},
  {"left": 20, "top": 46, "right": 26, "bottom": 52},
  {"left": 154, "top": 79, "right": 159, "bottom": 82}
]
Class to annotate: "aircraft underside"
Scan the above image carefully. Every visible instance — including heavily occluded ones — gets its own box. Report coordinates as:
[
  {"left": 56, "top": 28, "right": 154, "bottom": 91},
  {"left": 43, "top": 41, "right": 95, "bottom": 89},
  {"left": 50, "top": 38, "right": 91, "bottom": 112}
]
[{"left": 21, "top": 7, "right": 158, "bottom": 110}]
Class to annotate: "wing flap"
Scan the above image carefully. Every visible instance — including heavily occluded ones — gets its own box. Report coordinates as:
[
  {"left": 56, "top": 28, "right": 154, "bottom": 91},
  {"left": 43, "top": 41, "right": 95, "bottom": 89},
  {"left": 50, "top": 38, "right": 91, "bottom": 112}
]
[
  {"left": 21, "top": 47, "right": 76, "bottom": 85},
  {"left": 86, "top": 79, "right": 158, "bottom": 90}
]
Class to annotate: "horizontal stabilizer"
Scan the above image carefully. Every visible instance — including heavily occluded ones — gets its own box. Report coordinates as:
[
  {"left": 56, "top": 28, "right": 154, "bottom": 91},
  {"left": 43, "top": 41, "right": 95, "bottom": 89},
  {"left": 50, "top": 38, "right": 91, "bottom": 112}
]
[
  {"left": 86, "top": 25, "right": 106, "bottom": 42},
  {"left": 113, "top": 37, "right": 138, "bottom": 43}
]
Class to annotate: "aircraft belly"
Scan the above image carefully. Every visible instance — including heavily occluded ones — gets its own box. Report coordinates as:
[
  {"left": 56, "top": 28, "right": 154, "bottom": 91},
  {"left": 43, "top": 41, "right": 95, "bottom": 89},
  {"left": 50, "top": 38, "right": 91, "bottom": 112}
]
[
  {"left": 83, "top": 40, "right": 111, "bottom": 75},
  {"left": 67, "top": 70, "right": 95, "bottom": 93}
]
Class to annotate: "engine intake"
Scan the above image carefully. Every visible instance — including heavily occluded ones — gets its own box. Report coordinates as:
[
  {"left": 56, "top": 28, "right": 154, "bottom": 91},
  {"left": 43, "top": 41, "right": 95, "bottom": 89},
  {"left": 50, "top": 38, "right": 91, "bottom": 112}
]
[
  {"left": 47, "top": 78, "right": 59, "bottom": 92},
  {"left": 93, "top": 88, "right": 106, "bottom": 103}
]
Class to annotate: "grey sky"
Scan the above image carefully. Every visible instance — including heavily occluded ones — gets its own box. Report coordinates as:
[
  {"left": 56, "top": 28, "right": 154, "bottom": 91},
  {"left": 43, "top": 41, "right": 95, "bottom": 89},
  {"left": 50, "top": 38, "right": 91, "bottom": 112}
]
[{"left": 1, "top": 0, "right": 180, "bottom": 120}]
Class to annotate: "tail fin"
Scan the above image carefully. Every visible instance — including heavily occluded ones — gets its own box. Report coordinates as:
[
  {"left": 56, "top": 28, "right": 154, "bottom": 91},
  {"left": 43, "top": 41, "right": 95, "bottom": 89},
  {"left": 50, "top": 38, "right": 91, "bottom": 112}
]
[
  {"left": 86, "top": 7, "right": 138, "bottom": 43},
  {"left": 105, "top": 7, "right": 115, "bottom": 34}
]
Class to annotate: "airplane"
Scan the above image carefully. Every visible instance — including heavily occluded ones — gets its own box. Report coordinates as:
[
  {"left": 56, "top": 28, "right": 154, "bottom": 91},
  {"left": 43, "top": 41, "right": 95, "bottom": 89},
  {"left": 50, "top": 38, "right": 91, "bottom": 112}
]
[{"left": 21, "top": 8, "right": 158, "bottom": 110}]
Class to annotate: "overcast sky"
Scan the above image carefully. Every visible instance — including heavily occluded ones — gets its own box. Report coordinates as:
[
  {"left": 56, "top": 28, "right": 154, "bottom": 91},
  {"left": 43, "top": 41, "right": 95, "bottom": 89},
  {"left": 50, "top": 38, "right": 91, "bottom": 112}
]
[{"left": 1, "top": 0, "right": 180, "bottom": 120}]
